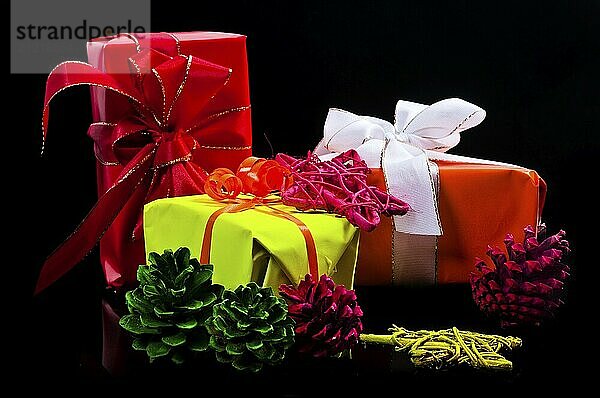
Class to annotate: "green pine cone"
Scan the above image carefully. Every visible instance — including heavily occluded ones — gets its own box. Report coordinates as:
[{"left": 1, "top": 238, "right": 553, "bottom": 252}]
[
  {"left": 206, "top": 282, "right": 295, "bottom": 372},
  {"left": 119, "top": 247, "right": 224, "bottom": 364}
]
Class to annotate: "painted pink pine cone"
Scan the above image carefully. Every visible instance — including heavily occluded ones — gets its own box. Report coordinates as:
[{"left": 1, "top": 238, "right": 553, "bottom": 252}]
[
  {"left": 470, "top": 225, "right": 570, "bottom": 328},
  {"left": 279, "top": 274, "right": 363, "bottom": 357},
  {"left": 275, "top": 150, "right": 410, "bottom": 231}
]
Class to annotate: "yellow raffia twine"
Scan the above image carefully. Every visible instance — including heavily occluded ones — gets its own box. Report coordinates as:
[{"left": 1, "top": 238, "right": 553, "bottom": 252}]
[{"left": 360, "top": 325, "right": 522, "bottom": 371}]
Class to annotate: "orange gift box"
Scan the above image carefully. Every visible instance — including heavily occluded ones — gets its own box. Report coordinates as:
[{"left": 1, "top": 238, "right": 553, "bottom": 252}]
[
  {"left": 357, "top": 163, "right": 546, "bottom": 285},
  {"left": 315, "top": 98, "right": 547, "bottom": 286}
]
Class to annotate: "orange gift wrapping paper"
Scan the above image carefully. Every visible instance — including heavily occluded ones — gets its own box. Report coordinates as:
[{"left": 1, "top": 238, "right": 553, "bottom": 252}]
[{"left": 357, "top": 163, "right": 546, "bottom": 285}]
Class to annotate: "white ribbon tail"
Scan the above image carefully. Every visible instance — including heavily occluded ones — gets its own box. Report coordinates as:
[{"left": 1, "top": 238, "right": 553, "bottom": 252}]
[{"left": 383, "top": 140, "right": 442, "bottom": 236}]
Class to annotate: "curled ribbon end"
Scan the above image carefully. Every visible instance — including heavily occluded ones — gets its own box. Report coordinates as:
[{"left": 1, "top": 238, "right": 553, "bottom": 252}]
[
  {"left": 33, "top": 281, "right": 45, "bottom": 296},
  {"left": 34, "top": 270, "right": 52, "bottom": 296},
  {"left": 204, "top": 168, "right": 243, "bottom": 200}
]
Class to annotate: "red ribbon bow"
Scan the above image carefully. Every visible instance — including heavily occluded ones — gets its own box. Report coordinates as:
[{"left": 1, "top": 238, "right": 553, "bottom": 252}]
[{"left": 36, "top": 34, "right": 250, "bottom": 294}]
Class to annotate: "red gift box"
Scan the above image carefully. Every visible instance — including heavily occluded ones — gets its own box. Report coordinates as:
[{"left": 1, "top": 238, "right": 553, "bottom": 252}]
[{"left": 37, "top": 32, "right": 252, "bottom": 292}]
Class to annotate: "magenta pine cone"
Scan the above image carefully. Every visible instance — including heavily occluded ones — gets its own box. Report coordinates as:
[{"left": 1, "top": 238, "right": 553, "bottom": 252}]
[
  {"left": 279, "top": 274, "right": 363, "bottom": 357},
  {"left": 470, "top": 225, "right": 571, "bottom": 328}
]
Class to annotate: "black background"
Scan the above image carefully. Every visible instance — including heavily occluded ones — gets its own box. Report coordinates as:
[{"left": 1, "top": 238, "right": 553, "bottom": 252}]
[{"left": 16, "top": 0, "right": 595, "bottom": 393}]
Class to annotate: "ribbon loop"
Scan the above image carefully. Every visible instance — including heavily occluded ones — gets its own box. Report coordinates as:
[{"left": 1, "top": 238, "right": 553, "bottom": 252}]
[
  {"left": 316, "top": 98, "right": 487, "bottom": 236},
  {"left": 237, "top": 157, "right": 291, "bottom": 197},
  {"left": 204, "top": 168, "right": 243, "bottom": 200},
  {"left": 396, "top": 98, "right": 486, "bottom": 147}
]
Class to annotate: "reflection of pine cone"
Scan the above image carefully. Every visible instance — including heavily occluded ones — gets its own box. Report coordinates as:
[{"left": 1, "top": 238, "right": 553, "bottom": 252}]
[
  {"left": 470, "top": 225, "right": 570, "bottom": 327},
  {"left": 279, "top": 274, "right": 363, "bottom": 357},
  {"left": 206, "top": 283, "right": 295, "bottom": 372},
  {"left": 119, "top": 248, "right": 224, "bottom": 363}
]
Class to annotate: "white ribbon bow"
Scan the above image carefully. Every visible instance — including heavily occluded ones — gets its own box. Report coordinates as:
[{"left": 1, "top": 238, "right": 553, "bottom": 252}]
[{"left": 314, "top": 98, "right": 488, "bottom": 236}]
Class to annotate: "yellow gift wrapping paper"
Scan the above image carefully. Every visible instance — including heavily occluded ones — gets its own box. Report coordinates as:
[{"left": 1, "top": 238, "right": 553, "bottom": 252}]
[{"left": 143, "top": 194, "right": 360, "bottom": 290}]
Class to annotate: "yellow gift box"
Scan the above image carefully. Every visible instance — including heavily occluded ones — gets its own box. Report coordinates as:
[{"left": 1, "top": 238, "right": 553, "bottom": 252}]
[{"left": 143, "top": 194, "right": 359, "bottom": 290}]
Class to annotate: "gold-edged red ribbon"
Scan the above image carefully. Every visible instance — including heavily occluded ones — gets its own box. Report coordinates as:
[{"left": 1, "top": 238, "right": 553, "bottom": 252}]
[{"left": 200, "top": 157, "right": 319, "bottom": 279}]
